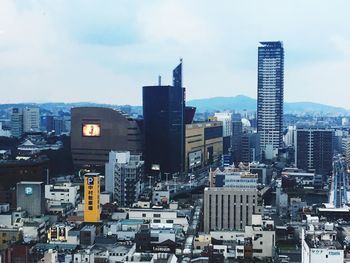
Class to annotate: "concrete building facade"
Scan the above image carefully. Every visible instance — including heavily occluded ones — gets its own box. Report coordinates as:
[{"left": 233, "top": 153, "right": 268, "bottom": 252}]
[
  {"left": 105, "top": 151, "right": 144, "bottom": 207},
  {"left": 185, "top": 121, "right": 223, "bottom": 172},
  {"left": 71, "top": 107, "right": 143, "bottom": 168}
]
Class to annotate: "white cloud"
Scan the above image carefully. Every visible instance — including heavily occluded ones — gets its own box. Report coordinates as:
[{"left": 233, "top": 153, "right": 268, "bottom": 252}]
[{"left": 0, "top": 0, "right": 350, "bottom": 108}]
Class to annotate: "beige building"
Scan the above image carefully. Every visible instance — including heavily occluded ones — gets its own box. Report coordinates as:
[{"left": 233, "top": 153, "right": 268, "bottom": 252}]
[
  {"left": 185, "top": 121, "right": 223, "bottom": 173},
  {"left": 204, "top": 187, "right": 261, "bottom": 232}
]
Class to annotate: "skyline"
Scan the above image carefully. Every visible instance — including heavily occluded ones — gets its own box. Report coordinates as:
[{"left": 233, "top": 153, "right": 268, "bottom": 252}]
[{"left": 1, "top": 1, "right": 350, "bottom": 108}]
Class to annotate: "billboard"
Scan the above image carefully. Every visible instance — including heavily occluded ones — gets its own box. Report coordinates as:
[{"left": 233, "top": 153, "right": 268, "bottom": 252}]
[
  {"left": 82, "top": 124, "right": 101, "bottom": 137},
  {"left": 84, "top": 174, "right": 101, "bottom": 223},
  {"left": 189, "top": 150, "right": 202, "bottom": 169}
]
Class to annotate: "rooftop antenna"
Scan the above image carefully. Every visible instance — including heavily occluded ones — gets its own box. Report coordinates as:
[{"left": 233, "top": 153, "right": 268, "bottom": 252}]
[{"left": 158, "top": 75, "right": 161, "bottom": 86}]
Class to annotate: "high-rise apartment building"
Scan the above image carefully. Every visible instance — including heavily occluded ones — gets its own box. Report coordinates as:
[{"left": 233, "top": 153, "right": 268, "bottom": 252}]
[
  {"left": 295, "top": 128, "right": 334, "bottom": 175},
  {"left": 257, "top": 41, "right": 284, "bottom": 158},
  {"left": 11, "top": 108, "right": 23, "bottom": 138},
  {"left": 143, "top": 62, "right": 185, "bottom": 176},
  {"left": 105, "top": 151, "right": 144, "bottom": 207},
  {"left": 11, "top": 107, "right": 40, "bottom": 138},
  {"left": 346, "top": 135, "right": 350, "bottom": 169},
  {"left": 23, "top": 108, "right": 40, "bottom": 132},
  {"left": 241, "top": 132, "right": 261, "bottom": 163}
]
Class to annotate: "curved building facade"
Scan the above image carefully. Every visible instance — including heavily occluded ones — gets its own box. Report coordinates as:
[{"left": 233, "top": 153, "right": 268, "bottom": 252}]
[{"left": 71, "top": 107, "right": 143, "bottom": 168}]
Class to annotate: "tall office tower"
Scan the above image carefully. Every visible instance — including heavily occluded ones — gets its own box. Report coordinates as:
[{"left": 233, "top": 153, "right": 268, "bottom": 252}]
[
  {"left": 16, "top": 181, "right": 45, "bottom": 217},
  {"left": 143, "top": 62, "right": 185, "bottom": 176},
  {"left": 241, "top": 132, "right": 261, "bottom": 163},
  {"left": 295, "top": 128, "right": 334, "bottom": 175},
  {"left": 204, "top": 167, "right": 262, "bottom": 232},
  {"left": 231, "top": 114, "right": 242, "bottom": 166},
  {"left": 11, "top": 108, "right": 23, "bottom": 138},
  {"left": 23, "top": 108, "right": 40, "bottom": 132},
  {"left": 346, "top": 135, "right": 350, "bottom": 169},
  {"left": 105, "top": 151, "right": 144, "bottom": 207},
  {"left": 84, "top": 173, "right": 101, "bottom": 223},
  {"left": 257, "top": 41, "right": 284, "bottom": 159}
]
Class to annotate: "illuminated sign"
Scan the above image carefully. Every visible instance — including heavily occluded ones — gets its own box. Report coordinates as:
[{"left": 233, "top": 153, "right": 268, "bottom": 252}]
[
  {"left": 25, "top": 187, "right": 33, "bottom": 195},
  {"left": 48, "top": 226, "right": 67, "bottom": 242},
  {"left": 151, "top": 164, "right": 160, "bottom": 171},
  {"left": 82, "top": 124, "right": 101, "bottom": 137}
]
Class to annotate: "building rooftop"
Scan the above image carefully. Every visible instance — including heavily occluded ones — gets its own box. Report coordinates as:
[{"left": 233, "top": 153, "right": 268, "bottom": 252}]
[{"left": 305, "top": 238, "right": 343, "bottom": 250}]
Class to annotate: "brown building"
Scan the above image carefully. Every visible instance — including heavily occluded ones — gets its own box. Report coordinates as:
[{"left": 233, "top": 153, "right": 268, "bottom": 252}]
[
  {"left": 71, "top": 107, "right": 143, "bottom": 168},
  {"left": 185, "top": 121, "right": 223, "bottom": 173}
]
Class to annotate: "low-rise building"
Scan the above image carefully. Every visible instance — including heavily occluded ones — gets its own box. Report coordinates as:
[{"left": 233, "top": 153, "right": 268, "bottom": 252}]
[
  {"left": 302, "top": 222, "right": 344, "bottom": 263},
  {"left": 128, "top": 208, "right": 189, "bottom": 232}
]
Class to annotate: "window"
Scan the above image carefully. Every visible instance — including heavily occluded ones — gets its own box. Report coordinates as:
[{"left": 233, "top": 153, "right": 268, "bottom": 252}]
[
  {"left": 166, "top": 220, "right": 174, "bottom": 223},
  {"left": 153, "top": 214, "right": 161, "bottom": 218},
  {"left": 142, "top": 213, "right": 146, "bottom": 217},
  {"left": 153, "top": 219, "right": 161, "bottom": 223}
]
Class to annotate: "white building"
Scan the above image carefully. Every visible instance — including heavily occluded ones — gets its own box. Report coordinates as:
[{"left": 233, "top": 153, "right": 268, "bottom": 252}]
[
  {"left": 45, "top": 183, "right": 80, "bottom": 206},
  {"left": 105, "top": 151, "right": 144, "bottom": 207},
  {"left": 301, "top": 225, "right": 344, "bottom": 263},
  {"left": 206, "top": 215, "right": 275, "bottom": 260},
  {"left": 23, "top": 107, "right": 40, "bottom": 132},
  {"left": 284, "top": 125, "right": 296, "bottom": 147},
  {"left": 214, "top": 112, "right": 232, "bottom": 137},
  {"left": 128, "top": 208, "right": 189, "bottom": 232}
]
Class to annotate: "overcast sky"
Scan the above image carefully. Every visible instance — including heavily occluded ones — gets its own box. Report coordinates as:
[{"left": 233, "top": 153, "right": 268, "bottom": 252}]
[{"left": 1, "top": 0, "right": 350, "bottom": 108}]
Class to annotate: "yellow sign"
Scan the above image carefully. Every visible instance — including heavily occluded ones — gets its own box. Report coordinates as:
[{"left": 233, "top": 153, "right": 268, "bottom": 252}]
[{"left": 84, "top": 173, "right": 101, "bottom": 222}]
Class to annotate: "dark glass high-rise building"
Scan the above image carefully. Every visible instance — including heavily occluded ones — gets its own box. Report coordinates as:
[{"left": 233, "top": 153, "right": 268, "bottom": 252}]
[
  {"left": 295, "top": 128, "right": 334, "bottom": 175},
  {"left": 143, "top": 62, "right": 185, "bottom": 176},
  {"left": 231, "top": 114, "right": 242, "bottom": 166},
  {"left": 257, "top": 41, "right": 284, "bottom": 157}
]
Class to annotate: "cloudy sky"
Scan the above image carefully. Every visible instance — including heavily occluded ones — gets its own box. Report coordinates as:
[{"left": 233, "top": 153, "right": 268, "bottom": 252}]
[{"left": 0, "top": 0, "right": 350, "bottom": 108}]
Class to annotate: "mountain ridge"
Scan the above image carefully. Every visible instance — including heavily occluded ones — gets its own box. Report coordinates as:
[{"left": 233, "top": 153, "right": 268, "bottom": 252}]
[
  {"left": 187, "top": 95, "right": 350, "bottom": 114},
  {"left": 0, "top": 95, "right": 348, "bottom": 115}
]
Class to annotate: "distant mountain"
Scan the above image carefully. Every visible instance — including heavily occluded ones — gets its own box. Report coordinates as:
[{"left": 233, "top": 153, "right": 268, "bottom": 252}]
[
  {"left": 187, "top": 95, "right": 350, "bottom": 114},
  {"left": 0, "top": 95, "right": 348, "bottom": 115}
]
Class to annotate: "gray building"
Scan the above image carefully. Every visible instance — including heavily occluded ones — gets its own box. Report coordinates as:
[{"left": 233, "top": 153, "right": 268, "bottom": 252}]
[
  {"left": 105, "top": 151, "right": 144, "bottom": 207},
  {"left": 257, "top": 41, "right": 284, "bottom": 159},
  {"left": 16, "top": 181, "right": 45, "bottom": 216},
  {"left": 11, "top": 108, "right": 23, "bottom": 138},
  {"left": 241, "top": 132, "right": 261, "bottom": 163},
  {"left": 71, "top": 107, "right": 143, "bottom": 168},
  {"left": 295, "top": 128, "right": 334, "bottom": 175}
]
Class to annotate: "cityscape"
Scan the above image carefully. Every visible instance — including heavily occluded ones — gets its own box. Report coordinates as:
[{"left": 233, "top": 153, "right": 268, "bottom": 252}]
[{"left": 1, "top": 1, "right": 350, "bottom": 263}]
